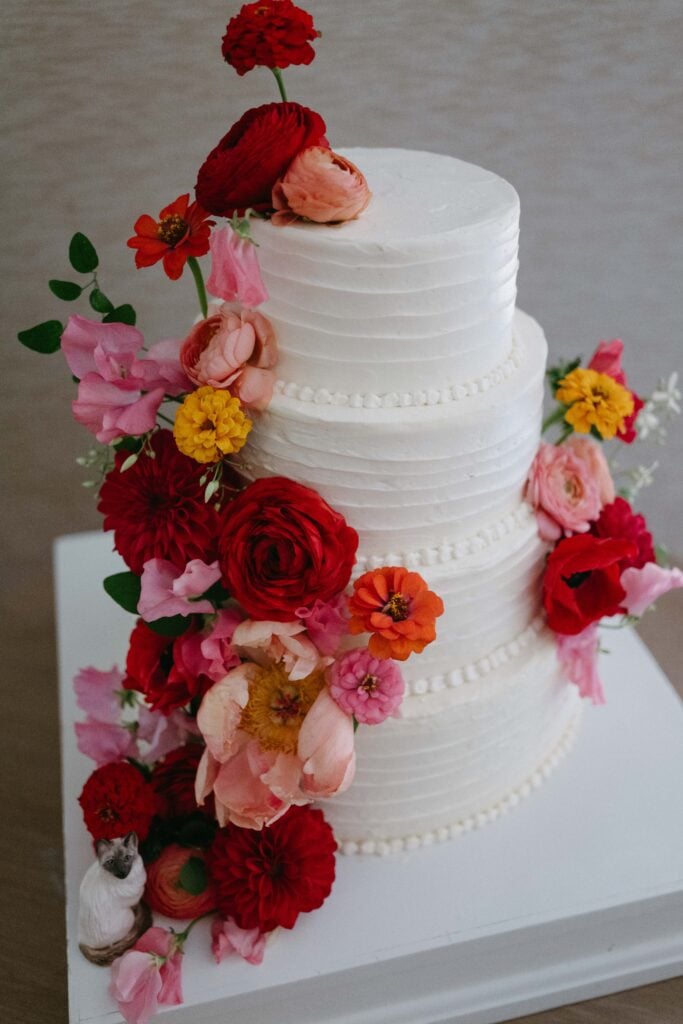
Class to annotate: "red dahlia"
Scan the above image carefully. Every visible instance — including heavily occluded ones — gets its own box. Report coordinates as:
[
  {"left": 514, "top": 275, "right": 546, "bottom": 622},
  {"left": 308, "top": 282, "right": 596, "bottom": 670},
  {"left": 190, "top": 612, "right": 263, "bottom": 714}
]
[
  {"left": 208, "top": 805, "right": 337, "bottom": 932},
  {"left": 125, "top": 619, "right": 213, "bottom": 715},
  {"left": 222, "top": 0, "right": 320, "bottom": 76},
  {"left": 151, "top": 743, "right": 213, "bottom": 818},
  {"left": 98, "top": 430, "right": 221, "bottom": 575},
  {"left": 79, "top": 761, "right": 158, "bottom": 842},
  {"left": 591, "top": 497, "right": 655, "bottom": 572},
  {"left": 195, "top": 102, "right": 328, "bottom": 216},
  {"left": 127, "top": 193, "right": 214, "bottom": 281}
]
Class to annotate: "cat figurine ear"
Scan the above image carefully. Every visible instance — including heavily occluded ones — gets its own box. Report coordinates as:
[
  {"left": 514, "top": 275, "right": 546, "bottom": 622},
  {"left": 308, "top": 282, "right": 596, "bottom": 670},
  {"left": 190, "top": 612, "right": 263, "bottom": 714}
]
[{"left": 78, "top": 832, "right": 152, "bottom": 966}]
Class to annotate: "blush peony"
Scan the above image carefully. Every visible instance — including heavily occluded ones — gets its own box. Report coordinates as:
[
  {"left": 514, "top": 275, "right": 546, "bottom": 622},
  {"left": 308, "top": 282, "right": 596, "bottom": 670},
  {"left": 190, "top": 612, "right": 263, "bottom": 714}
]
[{"left": 272, "top": 147, "right": 371, "bottom": 225}]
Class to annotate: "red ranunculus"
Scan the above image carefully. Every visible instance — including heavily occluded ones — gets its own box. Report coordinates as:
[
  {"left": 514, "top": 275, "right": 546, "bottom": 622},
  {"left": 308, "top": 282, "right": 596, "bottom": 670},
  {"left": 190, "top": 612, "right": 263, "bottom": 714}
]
[
  {"left": 222, "top": 0, "right": 319, "bottom": 76},
  {"left": 218, "top": 476, "right": 358, "bottom": 621},
  {"left": 79, "top": 761, "right": 158, "bottom": 842},
  {"left": 592, "top": 496, "right": 655, "bottom": 572},
  {"left": 127, "top": 194, "right": 214, "bottom": 281},
  {"left": 125, "top": 620, "right": 213, "bottom": 715},
  {"left": 543, "top": 533, "right": 638, "bottom": 635},
  {"left": 98, "top": 430, "right": 222, "bottom": 575},
  {"left": 145, "top": 844, "right": 217, "bottom": 920},
  {"left": 195, "top": 102, "right": 328, "bottom": 216},
  {"left": 152, "top": 744, "right": 213, "bottom": 819},
  {"left": 208, "top": 805, "right": 336, "bottom": 932}
]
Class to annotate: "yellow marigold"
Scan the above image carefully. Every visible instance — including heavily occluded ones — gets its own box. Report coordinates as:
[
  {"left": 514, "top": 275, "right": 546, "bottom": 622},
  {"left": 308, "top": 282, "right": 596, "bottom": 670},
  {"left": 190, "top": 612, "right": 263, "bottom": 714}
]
[
  {"left": 556, "top": 367, "right": 634, "bottom": 440},
  {"left": 173, "top": 385, "right": 251, "bottom": 463}
]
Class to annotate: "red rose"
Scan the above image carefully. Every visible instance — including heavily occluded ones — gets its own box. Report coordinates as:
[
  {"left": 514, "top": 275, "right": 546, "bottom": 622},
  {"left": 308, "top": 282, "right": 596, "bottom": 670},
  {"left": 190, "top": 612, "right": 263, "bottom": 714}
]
[
  {"left": 592, "top": 497, "right": 655, "bottom": 572},
  {"left": 218, "top": 476, "right": 358, "bottom": 621},
  {"left": 208, "top": 805, "right": 336, "bottom": 932},
  {"left": 98, "top": 430, "right": 221, "bottom": 575},
  {"left": 151, "top": 744, "right": 213, "bottom": 819},
  {"left": 79, "top": 761, "right": 158, "bottom": 842},
  {"left": 222, "top": 0, "right": 320, "bottom": 76},
  {"left": 543, "top": 534, "right": 638, "bottom": 635},
  {"left": 125, "top": 620, "right": 213, "bottom": 715},
  {"left": 195, "top": 102, "right": 328, "bottom": 216},
  {"left": 145, "top": 844, "right": 217, "bottom": 920}
]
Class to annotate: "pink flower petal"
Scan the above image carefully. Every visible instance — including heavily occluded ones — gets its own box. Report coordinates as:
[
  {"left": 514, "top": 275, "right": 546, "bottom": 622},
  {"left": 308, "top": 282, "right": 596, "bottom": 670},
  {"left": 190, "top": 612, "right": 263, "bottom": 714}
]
[
  {"left": 196, "top": 666, "right": 251, "bottom": 761},
  {"left": 61, "top": 315, "right": 144, "bottom": 379},
  {"left": 138, "top": 558, "right": 216, "bottom": 621},
  {"left": 73, "top": 665, "right": 124, "bottom": 722},
  {"left": 233, "top": 365, "right": 276, "bottom": 410},
  {"left": 206, "top": 226, "right": 269, "bottom": 308},
  {"left": 298, "top": 689, "right": 356, "bottom": 796},
  {"left": 556, "top": 624, "right": 605, "bottom": 705},
  {"left": 211, "top": 917, "right": 266, "bottom": 965},
  {"left": 172, "top": 559, "right": 221, "bottom": 599},
  {"left": 75, "top": 720, "right": 138, "bottom": 766},
  {"left": 621, "top": 563, "right": 683, "bottom": 618},
  {"left": 109, "top": 950, "right": 162, "bottom": 1024}
]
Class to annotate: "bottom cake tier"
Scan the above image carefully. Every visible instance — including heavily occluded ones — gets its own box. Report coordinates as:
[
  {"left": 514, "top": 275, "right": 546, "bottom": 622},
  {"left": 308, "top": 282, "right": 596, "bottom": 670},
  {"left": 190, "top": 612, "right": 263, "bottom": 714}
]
[{"left": 319, "top": 627, "right": 580, "bottom": 855}]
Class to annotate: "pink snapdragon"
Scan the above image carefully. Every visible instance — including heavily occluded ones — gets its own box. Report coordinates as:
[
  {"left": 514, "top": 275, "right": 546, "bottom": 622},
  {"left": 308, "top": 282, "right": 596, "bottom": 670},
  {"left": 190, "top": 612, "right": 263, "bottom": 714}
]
[
  {"left": 526, "top": 442, "right": 602, "bottom": 541},
  {"left": 137, "top": 558, "right": 221, "bottom": 621},
  {"left": 328, "top": 648, "right": 405, "bottom": 724},
  {"left": 621, "top": 563, "right": 683, "bottom": 618},
  {"left": 109, "top": 927, "right": 183, "bottom": 1024},
  {"left": 211, "top": 917, "right": 266, "bottom": 966},
  {"left": 206, "top": 225, "right": 269, "bottom": 308},
  {"left": 556, "top": 624, "right": 605, "bottom": 705}
]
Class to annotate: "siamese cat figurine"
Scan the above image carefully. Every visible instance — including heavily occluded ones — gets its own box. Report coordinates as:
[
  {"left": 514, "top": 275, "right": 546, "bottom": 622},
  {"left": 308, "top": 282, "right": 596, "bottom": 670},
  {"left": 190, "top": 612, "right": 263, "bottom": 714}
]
[{"left": 78, "top": 832, "right": 152, "bottom": 965}]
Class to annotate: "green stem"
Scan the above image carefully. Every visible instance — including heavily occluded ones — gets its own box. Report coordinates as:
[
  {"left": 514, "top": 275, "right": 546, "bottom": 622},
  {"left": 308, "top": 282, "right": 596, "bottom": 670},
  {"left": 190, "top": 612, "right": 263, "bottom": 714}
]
[
  {"left": 157, "top": 411, "right": 175, "bottom": 427},
  {"left": 176, "top": 911, "right": 215, "bottom": 945},
  {"left": 188, "top": 257, "right": 208, "bottom": 318},
  {"left": 271, "top": 67, "right": 288, "bottom": 102},
  {"left": 541, "top": 405, "right": 567, "bottom": 434}
]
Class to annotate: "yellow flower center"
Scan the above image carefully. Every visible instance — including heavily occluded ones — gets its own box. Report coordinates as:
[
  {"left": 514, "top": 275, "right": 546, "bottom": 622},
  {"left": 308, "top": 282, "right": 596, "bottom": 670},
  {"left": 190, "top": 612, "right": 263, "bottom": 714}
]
[
  {"left": 157, "top": 213, "right": 188, "bottom": 247},
  {"left": 383, "top": 593, "right": 409, "bottom": 621},
  {"left": 240, "top": 662, "right": 325, "bottom": 754}
]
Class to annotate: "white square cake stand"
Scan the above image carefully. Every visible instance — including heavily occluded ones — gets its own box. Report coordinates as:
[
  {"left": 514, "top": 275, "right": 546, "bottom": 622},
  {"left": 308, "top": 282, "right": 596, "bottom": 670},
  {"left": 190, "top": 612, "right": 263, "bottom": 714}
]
[{"left": 56, "top": 532, "right": 683, "bottom": 1024}]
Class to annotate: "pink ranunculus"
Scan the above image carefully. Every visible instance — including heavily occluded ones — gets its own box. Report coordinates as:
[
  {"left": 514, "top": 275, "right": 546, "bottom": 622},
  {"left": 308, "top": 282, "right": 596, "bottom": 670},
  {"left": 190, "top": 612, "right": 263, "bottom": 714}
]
[
  {"left": 75, "top": 720, "right": 138, "bottom": 766},
  {"left": 525, "top": 442, "right": 602, "bottom": 541},
  {"left": 73, "top": 665, "right": 124, "bottom": 722},
  {"left": 556, "top": 624, "right": 605, "bottom": 705},
  {"left": 232, "top": 618, "right": 328, "bottom": 680},
  {"left": 296, "top": 594, "right": 348, "bottom": 656},
  {"left": 271, "top": 147, "right": 372, "bottom": 225},
  {"left": 565, "top": 435, "right": 616, "bottom": 506},
  {"left": 137, "top": 558, "right": 221, "bottom": 621},
  {"left": 621, "top": 563, "right": 683, "bottom": 618},
  {"left": 136, "top": 705, "right": 200, "bottom": 763},
  {"left": 211, "top": 917, "right": 266, "bottom": 966},
  {"left": 109, "top": 926, "right": 183, "bottom": 1024},
  {"left": 200, "top": 608, "right": 244, "bottom": 681},
  {"left": 328, "top": 647, "right": 405, "bottom": 724},
  {"left": 179, "top": 303, "right": 277, "bottom": 410},
  {"left": 206, "top": 225, "right": 269, "bottom": 308},
  {"left": 588, "top": 339, "right": 628, "bottom": 386}
]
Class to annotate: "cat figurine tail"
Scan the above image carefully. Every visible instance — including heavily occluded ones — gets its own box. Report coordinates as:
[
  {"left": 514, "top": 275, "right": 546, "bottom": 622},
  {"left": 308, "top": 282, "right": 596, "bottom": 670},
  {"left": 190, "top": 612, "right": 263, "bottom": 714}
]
[{"left": 78, "top": 832, "right": 152, "bottom": 966}]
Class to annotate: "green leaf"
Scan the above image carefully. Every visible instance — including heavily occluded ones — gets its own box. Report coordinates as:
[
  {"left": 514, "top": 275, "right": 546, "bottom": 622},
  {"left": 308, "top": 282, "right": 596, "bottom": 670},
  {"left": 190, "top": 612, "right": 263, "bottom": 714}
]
[
  {"left": 179, "top": 815, "right": 217, "bottom": 849},
  {"left": 89, "top": 288, "right": 114, "bottom": 314},
  {"left": 69, "top": 232, "right": 99, "bottom": 273},
  {"left": 547, "top": 357, "right": 582, "bottom": 394},
  {"left": 49, "top": 279, "right": 83, "bottom": 301},
  {"left": 147, "top": 615, "right": 190, "bottom": 637},
  {"left": 178, "top": 857, "right": 208, "bottom": 896},
  {"left": 103, "top": 304, "right": 136, "bottom": 326},
  {"left": 18, "top": 319, "right": 63, "bottom": 354},
  {"left": 103, "top": 571, "right": 141, "bottom": 614}
]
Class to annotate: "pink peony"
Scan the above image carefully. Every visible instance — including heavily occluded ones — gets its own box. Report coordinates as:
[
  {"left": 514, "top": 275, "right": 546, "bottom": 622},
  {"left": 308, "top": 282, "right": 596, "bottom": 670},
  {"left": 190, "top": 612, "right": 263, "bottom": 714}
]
[
  {"left": 109, "top": 927, "right": 183, "bottom": 1024},
  {"left": 525, "top": 442, "right": 602, "bottom": 541},
  {"left": 211, "top": 917, "right": 266, "bottom": 965},
  {"left": 206, "top": 225, "right": 269, "bottom": 307},
  {"left": 565, "top": 435, "right": 616, "bottom": 506},
  {"left": 137, "top": 558, "right": 221, "bottom": 621},
  {"left": 180, "top": 303, "right": 277, "bottom": 410},
  {"left": 328, "top": 648, "right": 405, "bottom": 724},
  {"left": 556, "top": 624, "right": 605, "bottom": 705},
  {"left": 621, "top": 563, "right": 683, "bottom": 618},
  {"left": 296, "top": 594, "right": 348, "bottom": 656},
  {"left": 272, "top": 147, "right": 372, "bottom": 225},
  {"left": 232, "top": 618, "right": 329, "bottom": 680}
]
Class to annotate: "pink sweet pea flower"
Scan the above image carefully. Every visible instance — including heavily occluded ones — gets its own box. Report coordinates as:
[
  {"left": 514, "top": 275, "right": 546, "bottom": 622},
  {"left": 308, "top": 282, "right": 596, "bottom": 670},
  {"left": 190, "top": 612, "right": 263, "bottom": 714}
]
[
  {"left": 206, "top": 225, "right": 269, "bottom": 308},
  {"left": 296, "top": 594, "right": 348, "bottom": 656},
  {"left": 72, "top": 377, "right": 165, "bottom": 444},
  {"left": 137, "top": 558, "right": 221, "bottom": 621},
  {"left": 211, "top": 917, "right": 266, "bottom": 965},
  {"left": 200, "top": 608, "right": 244, "bottom": 681},
  {"left": 109, "top": 927, "right": 183, "bottom": 1024},
  {"left": 556, "top": 624, "right": 605, "bottom": 705},
  {"left": 73, "top": 665, "right": 124, "bottom": 722},
  {"left": 136, "top": 705, "right": 200, "bottom": 763},
  {"left": 143, "top": 337, "right": 193, "bottom": 395},
  {"left": 525, "top": 442, "right": 601, "bottom": 541},
  {"left": 232, "top": 618, "right": 328, "bottom": 680},
  {"left": 621, "top": 563, "right": 683, "bottom": 618},
  {"left": 73, "top": 665, "right": 139, "bottom": 765},
  {"left": 75, "top": 720, "right": 138, "bottom": 766}
]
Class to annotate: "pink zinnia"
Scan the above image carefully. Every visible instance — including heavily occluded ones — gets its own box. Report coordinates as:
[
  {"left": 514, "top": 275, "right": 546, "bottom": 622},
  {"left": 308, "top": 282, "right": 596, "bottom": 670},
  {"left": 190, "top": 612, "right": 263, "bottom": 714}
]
[{"left": 328, "top": 648, "right": 404, "bottom": 725}]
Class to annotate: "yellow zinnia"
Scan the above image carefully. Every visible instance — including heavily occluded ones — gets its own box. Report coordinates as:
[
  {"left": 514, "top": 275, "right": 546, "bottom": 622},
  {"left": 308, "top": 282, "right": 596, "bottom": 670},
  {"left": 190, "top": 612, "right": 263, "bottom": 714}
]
[
  {"left": 173, "top": 386, "right": 252, "bottom": 463},
  {"left": 556, "top": 368, "right": 634, "bottom": 440}
]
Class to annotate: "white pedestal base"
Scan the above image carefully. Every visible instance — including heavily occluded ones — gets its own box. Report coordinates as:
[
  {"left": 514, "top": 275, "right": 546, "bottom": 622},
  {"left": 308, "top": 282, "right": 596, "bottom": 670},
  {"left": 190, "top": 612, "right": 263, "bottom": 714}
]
[{"left": 55, "top": 533, "right": 683, "bottom": 1024}]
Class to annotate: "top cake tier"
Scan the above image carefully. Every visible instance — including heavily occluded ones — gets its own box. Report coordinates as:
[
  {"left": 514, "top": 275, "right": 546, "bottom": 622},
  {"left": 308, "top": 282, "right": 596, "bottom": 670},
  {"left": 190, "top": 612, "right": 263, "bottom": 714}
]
[{"left": 250, "top": 148, "right": 520, "bottom": 401}]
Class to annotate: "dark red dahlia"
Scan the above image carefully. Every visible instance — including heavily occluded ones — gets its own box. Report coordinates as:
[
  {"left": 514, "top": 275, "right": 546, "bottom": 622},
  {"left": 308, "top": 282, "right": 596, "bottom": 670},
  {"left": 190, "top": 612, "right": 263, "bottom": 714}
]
[
  {"left": 207, "top": 805, "right": 337, "bottom": 932},
  {"left": 151, "top": 743, "right": 213, "bottom": 819},
  {"left": 98, "top": 430, "right": 220, "bottom": 575},
  {"left": 222, "top": 0, "right": 319, "bottom": 76},
  {"left": 125, "top": 619, "right": 213, "bottom": 715},
  {"left": 592, "top": 496, "right": 655, "bottom": 572},
  {"left": 79, "top": 761, "right": 158, "bottom": 842}
]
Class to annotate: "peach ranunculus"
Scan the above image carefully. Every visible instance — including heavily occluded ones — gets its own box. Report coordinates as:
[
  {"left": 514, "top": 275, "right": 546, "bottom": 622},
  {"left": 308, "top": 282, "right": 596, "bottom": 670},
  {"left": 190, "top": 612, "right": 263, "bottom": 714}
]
[
  {"left": 271, "top": 147, "right": 371, "bottom": 226},
  {"left": 525, "top": 442, "right": 602, "bottom": 542},
  {"left": 179, "top": 303, "right": 277, "bottom": 410},
  {"left": 194, "top": 662, "right": 355, "bottom": 830},
  {"left": 565, "top": 435, "right": 616, "bottom": 506}
]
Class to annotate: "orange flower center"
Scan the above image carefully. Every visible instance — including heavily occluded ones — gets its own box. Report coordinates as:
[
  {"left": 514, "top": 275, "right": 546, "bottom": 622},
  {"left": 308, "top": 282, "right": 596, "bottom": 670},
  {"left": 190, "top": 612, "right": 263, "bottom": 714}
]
[
  {"left": 157, "top": 213, "right": 188, "bottom": 247},
  {"left": 240, "top": 663, "right": 325, "bottom": 754},
  {"left": 383, "top": 593, "right": 409, "bottom": 621}
]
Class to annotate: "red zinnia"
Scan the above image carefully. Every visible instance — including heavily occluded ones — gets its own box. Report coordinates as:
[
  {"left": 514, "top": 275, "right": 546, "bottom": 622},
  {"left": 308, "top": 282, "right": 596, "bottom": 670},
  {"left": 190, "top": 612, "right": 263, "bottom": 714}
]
[
  {"left": 592, "top": 497, "right": 655, "bottom": 572},
  {"left": 208, "top": 805, "right": 337, "bottom": 933},
  {"left": 127, "top": 193, "right": 214, "bottom": 281},
  {"left": 222, "top": 0, "right": 320, "bottom": 76},
  {"left": 543, "top": 533, "right": 638, "bottom": 635},
  {"left": 79, "top": 761, "right": 158, "bottom": 842},
  {"left": 151, "top": 744, "right": 213, "bottom": 819},
  {"left": 98, "top": 430, "right": 221, "bottom": 575},
  {"left": 125, "top": 619, "right": 213, "bottom": 715},
  {"left": 195, "top": 102, "right": 328, "bottom": 216}
]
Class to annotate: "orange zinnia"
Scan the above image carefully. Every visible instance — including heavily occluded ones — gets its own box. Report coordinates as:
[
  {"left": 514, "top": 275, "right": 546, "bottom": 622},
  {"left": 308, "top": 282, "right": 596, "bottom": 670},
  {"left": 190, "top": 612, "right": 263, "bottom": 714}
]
[{"left": 348, "top": 566, "right": 444, "bottom": 661}]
